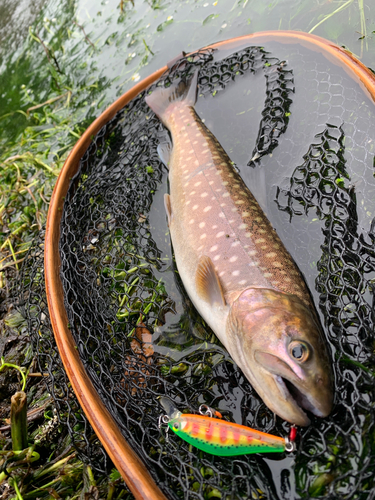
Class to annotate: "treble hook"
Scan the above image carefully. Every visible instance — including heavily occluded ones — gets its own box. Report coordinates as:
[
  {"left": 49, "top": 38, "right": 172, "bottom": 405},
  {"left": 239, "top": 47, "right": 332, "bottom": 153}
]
[{"left": 158, "top": 414, "right": 170, "bottom": 443}]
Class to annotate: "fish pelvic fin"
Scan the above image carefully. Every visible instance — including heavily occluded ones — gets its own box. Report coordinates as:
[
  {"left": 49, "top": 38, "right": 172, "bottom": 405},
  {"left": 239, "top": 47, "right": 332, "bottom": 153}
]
[
  {"left": 196, "top": 255, "right": 226, "bottom": 307},
  {"left": 164, "top": 193, "right": 172, "bottom": 226},
  {"left": 145, "top": 70, "right": 198, "bottom": 124}
]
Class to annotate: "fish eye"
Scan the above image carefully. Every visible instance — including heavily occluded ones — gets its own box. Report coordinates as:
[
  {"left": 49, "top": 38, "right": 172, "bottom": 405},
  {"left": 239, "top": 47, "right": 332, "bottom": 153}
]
[
  {"left": 173, "top": 422, "right": 180, "bottom": 430},
  {"left": 289, "top": 341, "right": 310, "bottom": 362}
]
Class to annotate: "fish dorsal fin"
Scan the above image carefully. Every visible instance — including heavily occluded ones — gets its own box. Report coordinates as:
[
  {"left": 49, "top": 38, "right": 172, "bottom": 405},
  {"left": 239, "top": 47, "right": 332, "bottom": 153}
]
[{"left": 196, "top": 255, "right": 226, "bottom": 307}]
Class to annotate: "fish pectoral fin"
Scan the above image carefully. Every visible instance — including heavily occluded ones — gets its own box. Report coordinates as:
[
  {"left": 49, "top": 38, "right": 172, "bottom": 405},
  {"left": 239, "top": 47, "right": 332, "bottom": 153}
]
[
  {"left": 158, "top": 141, "right": 172, "bottom": 168},
  {"left": 196, "top": 255, "right": 226, "bottom": 307},
  {"left": 164, "top": 193, "right": 172, "bottom": 226}
]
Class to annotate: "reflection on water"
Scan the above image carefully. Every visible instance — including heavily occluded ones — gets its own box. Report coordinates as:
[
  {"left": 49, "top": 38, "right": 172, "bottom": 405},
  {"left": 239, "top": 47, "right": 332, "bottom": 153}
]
[{"left": 0, "top": 0, "right": 47, "bottom": 59}]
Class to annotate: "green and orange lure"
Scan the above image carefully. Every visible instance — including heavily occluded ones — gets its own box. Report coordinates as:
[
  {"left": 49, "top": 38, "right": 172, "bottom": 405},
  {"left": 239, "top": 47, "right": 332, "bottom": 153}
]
[{"left": 159, "top": 397, "right": 295, "bottom": 456}]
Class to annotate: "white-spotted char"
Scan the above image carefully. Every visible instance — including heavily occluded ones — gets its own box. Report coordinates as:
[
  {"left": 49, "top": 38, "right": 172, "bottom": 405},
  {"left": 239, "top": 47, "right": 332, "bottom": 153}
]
[{"left": 146, "top": 71, "right": 333, "bottom": 426}]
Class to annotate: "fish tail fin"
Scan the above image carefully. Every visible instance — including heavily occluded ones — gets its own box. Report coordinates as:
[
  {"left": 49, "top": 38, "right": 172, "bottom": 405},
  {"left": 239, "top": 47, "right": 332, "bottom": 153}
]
[{"left": 145, "top": 70, "right": 198, "bottom": 124}]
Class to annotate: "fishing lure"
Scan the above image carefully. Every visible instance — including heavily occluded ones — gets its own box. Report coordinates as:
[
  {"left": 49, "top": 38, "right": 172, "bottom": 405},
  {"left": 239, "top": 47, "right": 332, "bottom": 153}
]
[{"left": 159, "top": 397, "right": 296, "bottom": 456}]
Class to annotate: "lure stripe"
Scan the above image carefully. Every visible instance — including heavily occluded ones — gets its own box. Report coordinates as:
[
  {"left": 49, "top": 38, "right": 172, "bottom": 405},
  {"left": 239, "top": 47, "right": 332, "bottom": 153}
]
[{"left": 168, "top": 414, "right": 285, "bottom": 456}]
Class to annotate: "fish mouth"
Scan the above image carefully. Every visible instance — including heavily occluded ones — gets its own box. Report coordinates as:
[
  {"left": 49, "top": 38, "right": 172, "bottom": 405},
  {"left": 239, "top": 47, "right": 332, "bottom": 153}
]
[
  {"left": 254, "top": 351, "right": 327, "bottom": 426},
  {"left": 275, "top": 374, "right": 328, "bottom": 425}
]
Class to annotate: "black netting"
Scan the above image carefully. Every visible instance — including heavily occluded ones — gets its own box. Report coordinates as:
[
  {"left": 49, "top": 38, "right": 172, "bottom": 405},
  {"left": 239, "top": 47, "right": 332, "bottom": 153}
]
[{"left": 16, "top": 42, "right": 375, "bottom": 499}]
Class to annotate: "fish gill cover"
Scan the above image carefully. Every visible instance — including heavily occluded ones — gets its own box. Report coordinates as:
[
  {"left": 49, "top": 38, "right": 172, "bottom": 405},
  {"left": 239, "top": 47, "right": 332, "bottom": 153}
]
[{"left": 16, "top": 43, "right": 375, "bottom": 499}]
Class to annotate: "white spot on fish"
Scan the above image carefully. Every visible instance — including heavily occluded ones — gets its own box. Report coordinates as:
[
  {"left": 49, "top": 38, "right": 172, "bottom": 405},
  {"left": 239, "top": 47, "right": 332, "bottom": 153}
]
[
  {"left": 229, "top": 256, "right": 238, "bottom": 262},
  {"left": 264, "top": 272, "right": 273, "bottom": 278},
  {"left": 231, "top": 241, "right": 240, "bottom": 247},
  {"left": 220, "top": 203, "right": 226, "bottom": 207},
  {"left": 248, "top": 250, "right": 257, "bottom": 257},
  {"left": 189, "top": 219, "right": 194, "bottom": 224},
  {"left": 255, "top": 238, "right": 266, "bottom": 244},
  {"left": 201, "top": 192, "right": 208, "bottom": 198},
  {"left": 193, "top": 205, "right": 199, "bottom": 210},
  {"left": 273, "top": 262, "right": 283, "bottom": 268},
  {"left": 215, "top": 170, "right": 222, "bottom": 175},
  {"left": 216, "top": 231, "right": 225, "bottom": 238},
  {"left": 222, "top": 181, "right": 228, "bottom": 186},
  {"left": 189, "top": 149, "right": 194, "bottom": 154},
  {"left": 210, "top": 245, "right": 218, "bottom": 252},
  {"left": 232, "top": 270, "right": 240, "bottom": 276},
  {"left": 200, "top": 233, "right": 207, "bottom": 239},
  {"left": 239, "top": 280, "right": 246, "bottom": 285},
  {"left": 199, "top": 222, "right": 205, "bottom": 228},
  {"left": 203, "top": 206, "right": 212, "bottom": 212},
  {"left": 231, "top": 208, "right": 237, "bottom": 212},
  {"left": 209, "top": 181, "right": 214, "bottom": 185},
  {"left": 213, "top": 255, "right": 221, "bottom": 261},
  {"left": 242, "top": 211, "right": 250, "bottom": 217},
  {"left": 222, "top": 192, "right": 230, "bottom": 198},
  {"left": 266, "top": 252, "right": 277, "bottom": 258},
  {"left": 218, "top": 213, "right": 225, "bottom": 218},
  {"left": 245, "top": 233, "right": 252, "bottom": 238},
  {"left": 239, "top": 223, "right": 247, "bottom": 229},
  {"left": 186, "top": 201, "right": 191, "bottom": 205},
  {"left": 194, "top": 160, "right": 199, "bottom": 166},
  {"left": 219, "top": 271, "right": 225, "bottom": 277},
  {"left": 235, "top": 200, "right": 244, "bottom": 205}
]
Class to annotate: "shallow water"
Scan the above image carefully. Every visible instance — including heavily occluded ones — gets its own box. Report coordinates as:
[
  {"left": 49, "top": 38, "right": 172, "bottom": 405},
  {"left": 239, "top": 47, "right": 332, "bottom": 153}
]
[{"left": 1, "top": 0, "right": 375, "bottom": 149}]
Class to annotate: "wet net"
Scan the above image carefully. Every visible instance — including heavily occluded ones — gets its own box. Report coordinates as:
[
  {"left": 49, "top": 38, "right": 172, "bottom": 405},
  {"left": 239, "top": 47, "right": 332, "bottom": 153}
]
[{"left": 16, "top": 41, "right": 375, "bottom": 499}]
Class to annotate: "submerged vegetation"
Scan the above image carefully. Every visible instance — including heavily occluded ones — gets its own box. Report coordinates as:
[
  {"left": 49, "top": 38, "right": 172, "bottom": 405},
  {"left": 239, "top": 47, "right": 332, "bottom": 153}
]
[{"left": 0, "top": 0, "right": 374, "bottom": 498}]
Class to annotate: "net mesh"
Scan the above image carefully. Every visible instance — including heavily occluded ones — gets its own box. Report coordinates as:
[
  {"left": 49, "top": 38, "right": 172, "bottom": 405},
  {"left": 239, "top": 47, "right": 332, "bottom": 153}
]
[{"left": 16, "top": 42, "right": 375, "bottom": 499}]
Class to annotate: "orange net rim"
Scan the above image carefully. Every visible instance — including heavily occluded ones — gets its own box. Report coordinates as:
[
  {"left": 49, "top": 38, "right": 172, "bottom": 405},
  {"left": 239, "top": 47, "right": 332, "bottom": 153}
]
[{"left": 44, "top": 30, "right": 375, "bottom": 500}]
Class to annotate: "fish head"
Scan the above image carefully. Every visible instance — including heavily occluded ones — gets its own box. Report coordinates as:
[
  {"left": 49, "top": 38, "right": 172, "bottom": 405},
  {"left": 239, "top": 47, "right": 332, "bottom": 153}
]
[{"left": 226, "top": 288, "right": 333, "bottom": 426}]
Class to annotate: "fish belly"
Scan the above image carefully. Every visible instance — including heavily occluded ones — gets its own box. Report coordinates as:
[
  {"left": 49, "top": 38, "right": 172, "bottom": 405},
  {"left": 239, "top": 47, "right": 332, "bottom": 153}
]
[{"left": 166, "top": 103, "right": 311, "bottom": 311}]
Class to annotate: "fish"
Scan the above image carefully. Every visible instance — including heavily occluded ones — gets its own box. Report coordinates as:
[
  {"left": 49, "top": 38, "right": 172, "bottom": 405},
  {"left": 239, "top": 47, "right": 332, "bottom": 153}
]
[
  {"left": 145, "top": 71, "right": 333, "bottom": 426},
  {"left": 159, "top": 397, "right": 287, "bottom": 456}
]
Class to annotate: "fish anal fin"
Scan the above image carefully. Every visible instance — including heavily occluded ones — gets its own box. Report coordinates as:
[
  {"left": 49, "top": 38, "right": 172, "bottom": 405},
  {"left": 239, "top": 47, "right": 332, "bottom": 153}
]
[
  {"left": 164, "top": 193, "right": 172, "bottom": 226},
  {"left": 196, "top": 255, "right": 226, "bottom": 307},
  {"left": 158, "top": 142, "right": 172, "bottom": 168}
]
